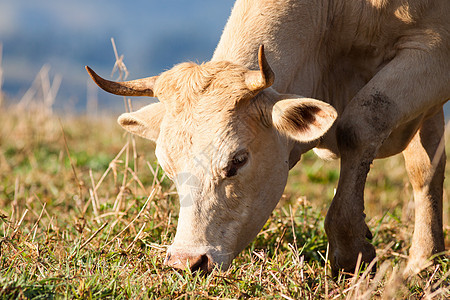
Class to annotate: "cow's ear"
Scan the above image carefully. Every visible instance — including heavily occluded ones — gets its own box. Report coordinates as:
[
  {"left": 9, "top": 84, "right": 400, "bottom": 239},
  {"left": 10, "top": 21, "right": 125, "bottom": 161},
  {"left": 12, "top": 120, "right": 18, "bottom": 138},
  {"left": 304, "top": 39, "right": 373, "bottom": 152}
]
[
  {"left": 272, "top": 97, "right": 337, "bottom": 142},
  {"left": 118, "top": 102, "right": 165, "bottom": 142}
]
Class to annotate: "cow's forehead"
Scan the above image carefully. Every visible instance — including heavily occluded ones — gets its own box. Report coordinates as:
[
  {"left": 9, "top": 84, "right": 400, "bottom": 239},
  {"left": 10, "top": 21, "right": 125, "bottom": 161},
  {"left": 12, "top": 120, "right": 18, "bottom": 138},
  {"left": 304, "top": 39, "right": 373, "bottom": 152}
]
[
  {"left": 153, "top": 60, "right": 254, "bottom": 113},
  {"left": 161, "top": 100, "right": 259, "bottom": 150}
]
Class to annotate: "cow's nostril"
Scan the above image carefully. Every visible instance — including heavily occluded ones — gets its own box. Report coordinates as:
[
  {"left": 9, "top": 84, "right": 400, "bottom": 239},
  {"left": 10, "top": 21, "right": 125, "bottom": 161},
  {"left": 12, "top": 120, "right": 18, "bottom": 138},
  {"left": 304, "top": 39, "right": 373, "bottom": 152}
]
[{"left": 190, "top": 254, "right": 210, "bottom": 273}]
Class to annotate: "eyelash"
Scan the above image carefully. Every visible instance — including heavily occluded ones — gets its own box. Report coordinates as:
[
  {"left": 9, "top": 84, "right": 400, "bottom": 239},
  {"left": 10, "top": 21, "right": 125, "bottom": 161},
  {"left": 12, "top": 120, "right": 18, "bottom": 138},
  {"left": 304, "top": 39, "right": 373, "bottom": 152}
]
[{"left": 225, "top": 151, "right": 249, "bottom": 177}]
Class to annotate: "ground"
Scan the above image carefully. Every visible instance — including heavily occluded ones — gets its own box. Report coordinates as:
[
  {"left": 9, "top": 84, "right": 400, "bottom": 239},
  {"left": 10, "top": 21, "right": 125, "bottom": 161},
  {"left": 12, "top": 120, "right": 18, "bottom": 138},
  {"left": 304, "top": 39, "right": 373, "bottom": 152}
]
[{"left": 0, "top": 100, "right": 449, "bottom": 299}]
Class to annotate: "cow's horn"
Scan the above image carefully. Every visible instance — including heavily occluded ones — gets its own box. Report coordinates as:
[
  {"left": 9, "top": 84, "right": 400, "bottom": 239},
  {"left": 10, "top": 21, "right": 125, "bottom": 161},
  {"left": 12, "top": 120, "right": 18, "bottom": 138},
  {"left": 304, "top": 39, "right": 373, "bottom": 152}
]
[
  {"left": 245, "top": 45, "right": 275, "bottom": 93},
  {"left": 85, "top": 66, "right": 157, "bottom": 97}
]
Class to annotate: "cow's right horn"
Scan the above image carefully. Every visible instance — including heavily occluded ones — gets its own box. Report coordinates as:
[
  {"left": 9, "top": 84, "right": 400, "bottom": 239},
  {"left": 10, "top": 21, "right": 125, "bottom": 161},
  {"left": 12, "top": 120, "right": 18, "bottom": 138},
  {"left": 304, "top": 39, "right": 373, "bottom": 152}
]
[
  {"left": 245, "top": 45, "right": 275, "bottom": 93},
  {"left": 86, "top": 66, "right": 157, "bottom": 97}
]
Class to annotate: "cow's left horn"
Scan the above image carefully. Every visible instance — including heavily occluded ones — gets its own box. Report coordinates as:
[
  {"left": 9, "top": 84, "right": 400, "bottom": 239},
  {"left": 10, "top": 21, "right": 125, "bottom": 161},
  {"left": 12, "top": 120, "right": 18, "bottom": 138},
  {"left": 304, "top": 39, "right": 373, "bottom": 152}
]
[
  {"left": 245, "top": 45, "right": 275, "bottom": 93},
  {"left": 86, "top": 66, "right": 157, "bottom": 97}
]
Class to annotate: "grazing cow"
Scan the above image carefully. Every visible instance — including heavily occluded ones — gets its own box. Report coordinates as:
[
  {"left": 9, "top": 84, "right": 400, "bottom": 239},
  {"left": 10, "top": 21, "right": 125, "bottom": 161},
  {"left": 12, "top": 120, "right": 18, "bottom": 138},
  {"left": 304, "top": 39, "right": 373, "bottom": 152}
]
[{"left": 87, "top": 0, "right": 449, "bottom": 276}]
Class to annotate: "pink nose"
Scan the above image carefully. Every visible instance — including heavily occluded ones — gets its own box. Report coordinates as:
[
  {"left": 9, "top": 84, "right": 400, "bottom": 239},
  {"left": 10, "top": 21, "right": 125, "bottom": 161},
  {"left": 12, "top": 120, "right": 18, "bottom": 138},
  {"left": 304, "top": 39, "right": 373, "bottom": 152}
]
[{"left": 164, "top": 252, "right": 212, "bottom": 273}]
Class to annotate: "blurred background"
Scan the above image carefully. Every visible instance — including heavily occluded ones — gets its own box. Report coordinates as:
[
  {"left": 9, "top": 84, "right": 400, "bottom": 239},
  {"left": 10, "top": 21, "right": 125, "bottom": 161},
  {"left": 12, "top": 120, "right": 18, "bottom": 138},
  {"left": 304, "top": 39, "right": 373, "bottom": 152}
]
[
  {"left": 0, "top": 0, "right": 448, "bottom": 116},
  {"left": 0, "top": 0, "right": 235, "bottom": 113}
]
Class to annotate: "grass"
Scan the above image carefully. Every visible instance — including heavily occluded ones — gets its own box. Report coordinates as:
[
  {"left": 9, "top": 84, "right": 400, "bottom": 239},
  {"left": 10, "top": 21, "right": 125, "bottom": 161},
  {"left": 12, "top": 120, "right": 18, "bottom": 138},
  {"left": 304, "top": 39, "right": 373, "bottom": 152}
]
[{"left": 0, "top": 72, "right": 449, "bottom": 299}]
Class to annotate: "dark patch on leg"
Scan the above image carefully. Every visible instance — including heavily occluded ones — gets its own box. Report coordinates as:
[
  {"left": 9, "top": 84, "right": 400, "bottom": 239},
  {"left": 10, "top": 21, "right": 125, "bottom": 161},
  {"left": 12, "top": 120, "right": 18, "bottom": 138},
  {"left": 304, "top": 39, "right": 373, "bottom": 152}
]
[
  {"left": 336, "top": 120, "right": 359, "bottom": 151},
  {"left": 361, "top": 91, "right": 391, "bottom": 109},
  {"left": 336, "top": 91, "right": 397, "bottom": 151},
  {"left": 361, "top": 92, "right": 395, "bottom": 133}
]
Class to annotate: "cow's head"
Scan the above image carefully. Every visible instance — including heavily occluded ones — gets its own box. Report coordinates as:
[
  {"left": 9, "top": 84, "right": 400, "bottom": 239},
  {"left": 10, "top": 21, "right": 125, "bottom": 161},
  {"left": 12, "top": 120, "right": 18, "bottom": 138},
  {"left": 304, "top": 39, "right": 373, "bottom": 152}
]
[{"left": 86, "top": 46, "right": 337, "bottom": 272}]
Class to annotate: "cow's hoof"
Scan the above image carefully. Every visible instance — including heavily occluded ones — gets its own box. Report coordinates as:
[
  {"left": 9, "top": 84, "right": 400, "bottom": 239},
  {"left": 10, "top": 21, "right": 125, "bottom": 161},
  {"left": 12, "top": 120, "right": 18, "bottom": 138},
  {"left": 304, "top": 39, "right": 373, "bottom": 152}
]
[{"left": 330, "top": 241, "right": 376, "bottom": 278}]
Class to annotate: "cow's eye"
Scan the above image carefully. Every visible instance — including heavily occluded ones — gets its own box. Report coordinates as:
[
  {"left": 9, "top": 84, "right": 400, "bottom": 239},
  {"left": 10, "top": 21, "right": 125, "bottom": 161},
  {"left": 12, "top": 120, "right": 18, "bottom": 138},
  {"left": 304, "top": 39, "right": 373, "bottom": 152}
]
[
  {"left": 232, "top": 152, "right": 248, "bottom": 166},
  {"left": 225, "top": 150, "right": 249, "bottom": 177}
]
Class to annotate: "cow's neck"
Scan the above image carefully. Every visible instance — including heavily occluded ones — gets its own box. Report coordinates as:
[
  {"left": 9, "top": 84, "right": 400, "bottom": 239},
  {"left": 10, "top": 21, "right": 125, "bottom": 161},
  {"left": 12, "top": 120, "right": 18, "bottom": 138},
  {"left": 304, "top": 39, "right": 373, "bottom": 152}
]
[
  {"left": 212, "top": 0, "right": 326, "bottom": 96},
  {"left": 212, "top": 0, "right": 405, "bottom": 114}
]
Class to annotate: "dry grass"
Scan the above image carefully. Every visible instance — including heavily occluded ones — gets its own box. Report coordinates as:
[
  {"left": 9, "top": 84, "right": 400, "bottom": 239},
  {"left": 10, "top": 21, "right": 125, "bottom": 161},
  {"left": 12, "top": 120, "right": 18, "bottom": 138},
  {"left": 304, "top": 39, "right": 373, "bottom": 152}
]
[{"left": 0, "top": 56, "right": 449, "bottom": 299}]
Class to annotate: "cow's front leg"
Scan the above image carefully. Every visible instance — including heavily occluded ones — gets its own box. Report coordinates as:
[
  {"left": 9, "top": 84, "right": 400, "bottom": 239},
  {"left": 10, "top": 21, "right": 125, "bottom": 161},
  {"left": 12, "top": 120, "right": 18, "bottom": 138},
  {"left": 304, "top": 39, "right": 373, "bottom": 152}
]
[
  {"left": 325, "top": 105, "right": 391, "bottom": 276},
  {"left": 324, "top": 45, "right": 449, "bottom": 277},
  {"left": 402, "top": 111, "right": 446, "bottom": 276}
]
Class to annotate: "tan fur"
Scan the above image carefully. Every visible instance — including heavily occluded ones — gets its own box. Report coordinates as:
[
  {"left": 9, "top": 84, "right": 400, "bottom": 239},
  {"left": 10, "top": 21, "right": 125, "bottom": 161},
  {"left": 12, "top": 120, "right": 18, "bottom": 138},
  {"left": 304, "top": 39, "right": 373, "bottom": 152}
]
[
  {"left": 212, "top": 0, "right": 448, "bottom": 276},
  {"left": 102, "top": 0, "right": 449, "bottom": 275},
  {"left": 153, "top": 61, "right": 252, "bottom": 114}
]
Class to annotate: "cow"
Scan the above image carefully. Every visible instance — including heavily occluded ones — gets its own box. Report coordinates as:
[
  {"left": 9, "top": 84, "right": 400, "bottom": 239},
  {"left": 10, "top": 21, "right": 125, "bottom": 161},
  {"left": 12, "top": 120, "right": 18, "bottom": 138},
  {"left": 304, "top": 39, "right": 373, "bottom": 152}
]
[{"left": 86, "top": 0, "right": 450, "bottom": 277}]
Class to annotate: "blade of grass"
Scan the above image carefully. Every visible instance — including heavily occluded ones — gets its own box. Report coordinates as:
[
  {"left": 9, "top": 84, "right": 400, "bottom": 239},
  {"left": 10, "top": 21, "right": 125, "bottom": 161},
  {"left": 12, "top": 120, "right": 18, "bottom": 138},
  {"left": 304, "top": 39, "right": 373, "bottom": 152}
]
[
  {"left": 59, "top": 118, "right": 83, "bottom": 202},
  {"left": 103, "top": 189, "right": 155, "bottom": 249},
  {"left": 69, "top": 222, "right": 108, "bottom": 260}
]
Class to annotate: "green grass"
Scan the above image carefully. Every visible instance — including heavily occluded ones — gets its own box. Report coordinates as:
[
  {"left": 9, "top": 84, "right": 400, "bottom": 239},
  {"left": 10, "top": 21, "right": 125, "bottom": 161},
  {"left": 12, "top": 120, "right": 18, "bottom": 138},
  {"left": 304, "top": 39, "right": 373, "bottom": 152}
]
[{"left": 0, "top": 104, "right": 449, "bottom": 299}]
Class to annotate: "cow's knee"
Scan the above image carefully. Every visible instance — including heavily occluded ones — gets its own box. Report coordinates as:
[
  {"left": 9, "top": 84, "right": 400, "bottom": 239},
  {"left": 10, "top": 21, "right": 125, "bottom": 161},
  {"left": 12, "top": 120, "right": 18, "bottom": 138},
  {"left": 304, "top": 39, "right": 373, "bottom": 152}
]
[{"left": 336, "top": 92, "right": 398, "bottom": 155}]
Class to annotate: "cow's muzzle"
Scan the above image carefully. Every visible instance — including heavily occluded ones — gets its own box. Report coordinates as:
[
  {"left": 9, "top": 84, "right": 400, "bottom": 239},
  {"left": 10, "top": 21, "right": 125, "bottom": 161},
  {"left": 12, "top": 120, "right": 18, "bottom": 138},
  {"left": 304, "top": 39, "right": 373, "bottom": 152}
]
[{"left": 164, "top": 251, "right": 213, "bottom": 273}]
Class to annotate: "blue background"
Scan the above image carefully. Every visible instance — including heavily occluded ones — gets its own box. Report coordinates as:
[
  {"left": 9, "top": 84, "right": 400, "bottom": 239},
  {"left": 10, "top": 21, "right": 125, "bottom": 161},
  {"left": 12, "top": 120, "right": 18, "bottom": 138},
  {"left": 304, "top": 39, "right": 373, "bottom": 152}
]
[{"left": 1, "top": 0, "right": 448, "bottom": 116}]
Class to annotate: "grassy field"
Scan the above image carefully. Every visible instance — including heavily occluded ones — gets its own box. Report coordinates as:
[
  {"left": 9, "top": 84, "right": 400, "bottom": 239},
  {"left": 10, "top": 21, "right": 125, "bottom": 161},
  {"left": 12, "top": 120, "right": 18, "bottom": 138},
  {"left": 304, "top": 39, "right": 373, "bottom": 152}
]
[{"left": 0, "top": 96, "right": 449, "bottom": 299}]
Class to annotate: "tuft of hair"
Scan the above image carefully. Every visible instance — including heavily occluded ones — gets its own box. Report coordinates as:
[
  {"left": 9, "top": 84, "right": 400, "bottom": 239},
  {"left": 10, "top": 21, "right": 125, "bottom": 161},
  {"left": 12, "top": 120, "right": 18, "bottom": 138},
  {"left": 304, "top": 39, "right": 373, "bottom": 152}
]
[
  {"left": 278, "top": 104, "right": 323, "bottom": 133},
  {"left": 153, "top": 61, "right": 255, "bottom": 113},
  {"left": 272, "top": 98, "right": 337, "bottom": 143}
]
